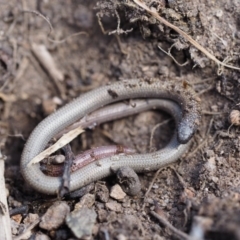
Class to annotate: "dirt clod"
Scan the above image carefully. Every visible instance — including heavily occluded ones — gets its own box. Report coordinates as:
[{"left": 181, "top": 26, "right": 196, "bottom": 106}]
[
  {"left": 116, "top": 166, "right": 142, "bottom": 196},
  {"left": 96, "top": 183, "right": 110, "bottom": 203}
]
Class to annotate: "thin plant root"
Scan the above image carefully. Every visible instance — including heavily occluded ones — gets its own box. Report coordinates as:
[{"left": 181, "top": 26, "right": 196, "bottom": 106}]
[{"left": 22, "top": 9, "right": 88, "bottom": 44}]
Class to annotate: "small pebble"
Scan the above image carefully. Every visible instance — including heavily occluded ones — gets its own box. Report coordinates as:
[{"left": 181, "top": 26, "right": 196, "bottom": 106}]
[
  {"left": 52, "top": 96, "right": 62, "bottom": 105},
  {"left": 110, "top": 184, "right": 126, "bottom": 200},
  {"left": 229, "top": 110, "right": 240, "bottom": 126},
  {"left": 35, "top": 232, "right": 51, "bottom": 240},
  {"left": 11, "top": 214, "right": 22, "bottom": 224},
  {"left": 215, "top": 9, "right": 223, "bottom": 18},
  {"left": 23, "top": 213, "right": 39, "bottom": 224},
  {"left": 211, "top": 176, "right": 219, "bottom": 183},
  {"left": 42, "top": 99, "right": 57, "bottom": 115},
  {"left": 105, "top": 201, "right": 122, "bottom": 213},
  {"left": 53, "top": 155, "right": 65, "bottom": 164},
  {"left": 74, "top": 193, "right": 95, "bottom": 210},
  {"left": 204, "top": 157, "right": 216, "bottom": 173},
  {"left": 206, "top": 150, "right": 215, "bottom": 158},
  {"left": 39, "top": 201, "right": 70, "bottom": 230},
  {"left": 66, "top": 207, "right": 97, "bottom": 239},
  {"left": 116, "top": 234, "right": 127, "bottom": 240}
]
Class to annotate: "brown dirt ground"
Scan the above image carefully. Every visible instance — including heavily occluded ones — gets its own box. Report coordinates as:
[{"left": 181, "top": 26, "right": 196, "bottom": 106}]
[{"left": 1, "top": 0, "right": 240, "bottom": 239}]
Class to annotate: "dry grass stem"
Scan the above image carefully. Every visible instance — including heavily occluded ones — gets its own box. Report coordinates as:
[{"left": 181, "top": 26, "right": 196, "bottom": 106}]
[
  {"left": 27, "top": 126, "right": 84, "bottom": 166},
  {"left": 0, "top": 151, "right": 12, "bottom": 240}
]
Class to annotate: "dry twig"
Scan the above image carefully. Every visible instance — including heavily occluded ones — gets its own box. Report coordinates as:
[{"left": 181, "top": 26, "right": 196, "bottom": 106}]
[{"left": 150, "top": 210, "right": 194, "bottom": 240}]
